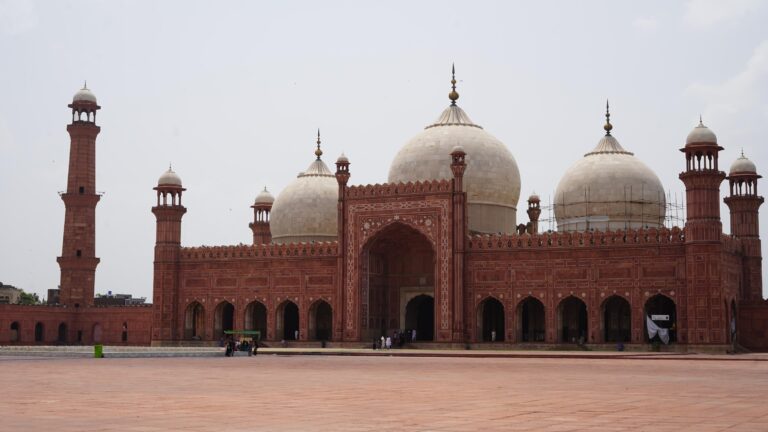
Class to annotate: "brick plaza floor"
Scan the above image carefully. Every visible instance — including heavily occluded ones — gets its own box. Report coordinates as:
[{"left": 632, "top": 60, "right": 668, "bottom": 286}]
[{"left": 1, "top": 354, "right": 767, "bottom": 431}]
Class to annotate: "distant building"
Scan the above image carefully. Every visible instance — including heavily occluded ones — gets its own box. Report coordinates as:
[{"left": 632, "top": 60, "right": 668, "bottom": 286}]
[
  {"left": 0, "top": 284, "right": 22, "bottom": 305},
  {"left": 94, "top": 292, "right": 147, "bottom": 307}
]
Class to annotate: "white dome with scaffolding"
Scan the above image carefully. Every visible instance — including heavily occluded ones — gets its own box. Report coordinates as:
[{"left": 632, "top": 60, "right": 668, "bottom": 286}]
[{"left": 554, "top": 107, "right": 666, "bottom": 232}]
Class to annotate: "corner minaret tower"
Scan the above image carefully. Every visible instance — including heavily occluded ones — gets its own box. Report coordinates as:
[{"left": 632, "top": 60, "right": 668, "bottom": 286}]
[
  {"left": 57, "top": 84, "right": 101, "bottom": 307},
  {"left": 680, "top": 118, "right": 726, "bottom": 242},
  {"left": 679, "top": 118, "right": 727, "bottom": 345},
  {"left": 249, "top": 187, "right": 274, "bottom": 245},
  {"left": 151, "top": 167, "right": 186, "bottom": 343},
  {"left": 724, "top": 152, "right": 764, "bottom": 300}
]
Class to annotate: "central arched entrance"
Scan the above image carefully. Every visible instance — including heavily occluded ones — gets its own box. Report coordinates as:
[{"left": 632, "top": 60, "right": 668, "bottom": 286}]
[
  {"left": 214, "top": 301, "right": 234, "bottom": 340},
  {"left": 184, "top": 302, "right": 205, "bottom": 340},
  {"left": 309, "top": 300, "right": 333, "bottom": 341},
  {"left": 57, "top": 323, "right": 68, "bottom": 344},
  {"left": 35, "top": 322, "right": 44, "bottom": 343},
  {"left": 559, "top": 296, "right": 587, "bottom": 343},
  {"left": 478, "top": 297, "right": 505, "bottom": 342},
  {"left": 362, "top": 223, "right": 435, "bottom": 341}
]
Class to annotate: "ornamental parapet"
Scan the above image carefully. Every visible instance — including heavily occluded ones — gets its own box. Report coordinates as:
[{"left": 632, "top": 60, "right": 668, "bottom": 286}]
[
  {"left": 180, "top": 241, "right": 339, "bottom": 260},
  {"left": 467, "top": 227, "right": 686, "bottom": 250},
  {"left": 346, "top": 179, "right": 453, "bottom": 199}
]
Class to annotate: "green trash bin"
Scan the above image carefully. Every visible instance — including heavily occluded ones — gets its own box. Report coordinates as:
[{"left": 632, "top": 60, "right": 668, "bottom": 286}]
[{"left": 94, "top": 344, "right": 104, "bottom": 358}]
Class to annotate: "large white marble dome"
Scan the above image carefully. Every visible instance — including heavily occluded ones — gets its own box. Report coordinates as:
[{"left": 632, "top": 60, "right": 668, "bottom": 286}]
[
  {"left": 269, "top": 146, "right": 338, "bottom": 244},
  {"left": 554, "top": 117, "right": 666, "bottom": 232},
  {"left": 388, "top": 98, "right": 521, "bottom": 234}
]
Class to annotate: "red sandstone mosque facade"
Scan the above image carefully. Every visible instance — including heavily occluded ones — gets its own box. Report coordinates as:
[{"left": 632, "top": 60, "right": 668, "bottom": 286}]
[{"left": 2, "top": 75, "right": 768, "bottom": 351}]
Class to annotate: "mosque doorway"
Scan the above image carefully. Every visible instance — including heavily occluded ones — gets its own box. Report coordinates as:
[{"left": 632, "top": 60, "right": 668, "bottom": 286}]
[
  {"left": 10, "top": 322, "right": 19, "bottom": 343},
  {"left": 35, "top": 322, "right": 44, "bottom": 343},
  {"left": 603, "top": 296, "right": 631, "bottom": 343},
  {"left": 478, "top": 297, "right": 505, "bottom": 342},
  {"left": 244, "top": 301, "right": 267, "bottom": 340},
  {"left": 184, "top": 302, "right": 205, "bottom": 340},
  {"left": 518, "top": 297, "right": 545, "bottom": 342},
  {"left": 405, "top": 295, "right": 434, "bottom": 341},
  {"left": 645, "top": 294, "right": 676, "bottom": 343},
  {"left": 362, "top": 223, "right": 435, "bottom": 341},
  {"left": 559, "top": 296, "right": 587, "bottom": 343},
  {"left": 277, "top": 301, "right": 300, "bottom": 340},
  {"left": 214, "top": 301, "right": 234, "bottom": 341},
  {"left": 309, "top": 300, "right": 333, "bottom": 341},
  {"left": 57, "top": 323, "right": 68, "bottom": 344}
]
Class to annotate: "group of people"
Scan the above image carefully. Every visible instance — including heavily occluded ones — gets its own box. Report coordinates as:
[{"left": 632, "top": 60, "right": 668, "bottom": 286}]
[
  {"left": 224, "top": 338, "right": 258, "bottom": 357},
  {"left": 372, "top": 329, "right": 418, "bottom": 350}
]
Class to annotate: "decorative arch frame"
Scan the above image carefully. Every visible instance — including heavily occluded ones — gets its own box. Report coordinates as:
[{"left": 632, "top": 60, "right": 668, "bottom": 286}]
[
  {"left": 475, "top": 295, "right": 506, "bottom": 342},
  {"left": 515, "top": 295, "right": 546, "bottom": 343},
  {"left": 345, "top": 196, "right": 454, "bottom": 342}
]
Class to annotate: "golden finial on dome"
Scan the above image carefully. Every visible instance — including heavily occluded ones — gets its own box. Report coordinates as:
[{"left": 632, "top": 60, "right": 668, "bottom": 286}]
[
  {"left": 604, "top": 99, "right": 613, "bottom": 136},
  {"left": 449, "top": 63, "right": 459, "bottom": 106},
  {"left": 315, "top": 128, "right": 323, "bottom": 160}
]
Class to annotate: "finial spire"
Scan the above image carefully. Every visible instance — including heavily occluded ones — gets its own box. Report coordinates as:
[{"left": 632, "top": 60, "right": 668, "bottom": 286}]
[
  {"left": 604, "top": 99, "right": 613, "bottom": 136},
  {"left": 83, "top": 80, "right": 87, "bottom": 90},
  {"left": 449, "top": 63, "right": 459, "bottom": 106},
  {"left": 741, "top": 148, "right": 745, "bottom": 158},
  {"left": 168, "top": 162, "right": 172, "bottom": 171},
  {"left": 314, "top": 128, "right": 323, "bottom": 160},
  {"left": 699, "top": 114, "right": 704, "bottom": 126}
]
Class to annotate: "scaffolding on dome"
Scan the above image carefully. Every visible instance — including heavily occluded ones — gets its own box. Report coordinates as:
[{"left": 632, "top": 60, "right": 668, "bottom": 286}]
[{"left": 536, "top": 188, "right": 685, "bottom": 233}]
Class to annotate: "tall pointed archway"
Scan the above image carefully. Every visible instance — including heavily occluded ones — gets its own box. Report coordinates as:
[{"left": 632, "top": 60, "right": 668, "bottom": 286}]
[{"left": 361, "top": 223, "right": 435, "bottom": 342}]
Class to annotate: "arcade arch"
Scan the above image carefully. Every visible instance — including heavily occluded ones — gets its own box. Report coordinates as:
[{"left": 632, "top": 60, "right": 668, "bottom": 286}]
[
  {"left": 10, "top": 321, "right": 19, "bottom": 343},
  {"left": 477, "top": 297, "right": 505, "bottom": 342},
  {"left": 184, "top": 302, "right": 205, "bottom": 340},
  {"left": 602, "top": 295, "right": 631, "bottom": 343},
  {"left": 277, "top": 300, "right": 299, "bottom": 340},
  {"left": 244, "top": 301, "right": 267, "bottom": 340},
  {"left": 57, "top": 322, "right": 68, "bottom": 344},
  {"left": 214, "top": 301, "right": 234, "bottom": 340},
  {"left": 558, "top": 296, "right": 587, "bottom": 343},
  {"left": 309, "top": 300, "right": 333, "bottom": 341},
  {"left": 645, "top": 294, "right": 676, "bottom": 343},
  {"left": 34, "top": 322, "right": 44, "bottom": 343},
  {"left": 517, "top": 297, "right": 545, "bottom": 342}
]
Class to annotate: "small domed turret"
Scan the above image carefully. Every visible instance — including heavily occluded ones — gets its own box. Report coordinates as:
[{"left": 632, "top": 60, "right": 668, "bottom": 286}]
[
  {"left": 158, "top": 167, "right": 182, "bottom": 187},
  {"left": 73, "top": 84, "right": 97, "bottom": 104},
  {"left": 254, "top": 187, "right": 275, "bottom": 205},
  {"left": 730, "top": 152, "right": 757, "bottom": 175},
  {"left": 686, "top": 118, "right": 717, "bottom": 146},
  {"left": 336, "top": 153, "right": 349, "bottom": 164}
]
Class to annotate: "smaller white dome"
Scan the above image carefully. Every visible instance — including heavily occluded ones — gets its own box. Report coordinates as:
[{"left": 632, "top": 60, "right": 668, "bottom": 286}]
[
  {"left": 730, "top": 153, "right": 757, "bottom": 175},
  {"left": 451, "top": 145, "right": 466, "bottom": 154},
  {"left": 73, "top": 86, "right": 97, "bottom": 103},
  {"left": 686, "top": 120, "right": 717, "bottom": 145},
  {"left": 528, "top": 192, "right": 540, "bottom": 202},
  {"left": 336, "top": 153, "right": 349, "bottom": 164},
  {"left": 255, "top": 187, "right": 275, "bottom": 205},
  {"left": 158, "top": 168, "right": 182, "bottom": 187}
]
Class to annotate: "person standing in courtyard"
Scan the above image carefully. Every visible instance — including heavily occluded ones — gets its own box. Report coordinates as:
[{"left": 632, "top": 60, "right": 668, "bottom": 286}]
[
  {"left": 412, "top": 329, "right": 416, "bottom": 342},
  {"left": 386, "top": 336, "right": 392, "bottom": 350}
]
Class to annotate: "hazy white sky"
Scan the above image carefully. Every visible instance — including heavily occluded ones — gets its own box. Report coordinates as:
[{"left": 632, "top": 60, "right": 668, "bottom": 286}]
[{"left": 1, "top": 0, "right": 766, "bottom": 301}]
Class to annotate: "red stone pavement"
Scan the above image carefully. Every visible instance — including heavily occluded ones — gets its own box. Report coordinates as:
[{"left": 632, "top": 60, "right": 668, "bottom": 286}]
[{"left": 1, "top": 355, "right": 767, "bottom": 431}]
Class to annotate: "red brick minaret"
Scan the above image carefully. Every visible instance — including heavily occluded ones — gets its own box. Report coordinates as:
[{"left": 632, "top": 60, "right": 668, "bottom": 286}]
[
  {"left": 152, "top": 167, "right": 186, "bottom": 343},
  {"left": 249, "top": 187, "right": 274, "bottom": 245},
  {"left": 57, "top": 84, "right": 101, "bottom": 307},
  {"left": 334, "top": 151, "right": 350, "bottom": 341},
  {"left": 679, "top": 119, "right": 726, "bottom": 344},
  {"left": 450, "top": 144, "right": 467, "bottom": 342},
  {"left": 724, "top": 152, "right": 764, "bottom": 300}
]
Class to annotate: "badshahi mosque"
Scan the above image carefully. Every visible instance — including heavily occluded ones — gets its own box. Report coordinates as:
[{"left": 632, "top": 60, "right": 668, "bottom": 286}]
[{"left": 1, "top": 70, "right": 767, "bottom": 351}]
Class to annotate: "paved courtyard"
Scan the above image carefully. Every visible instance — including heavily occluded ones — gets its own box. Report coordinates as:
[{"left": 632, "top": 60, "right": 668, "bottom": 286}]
[{"left": 1, "top": 354, "right": 767, "bottom": 431}]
